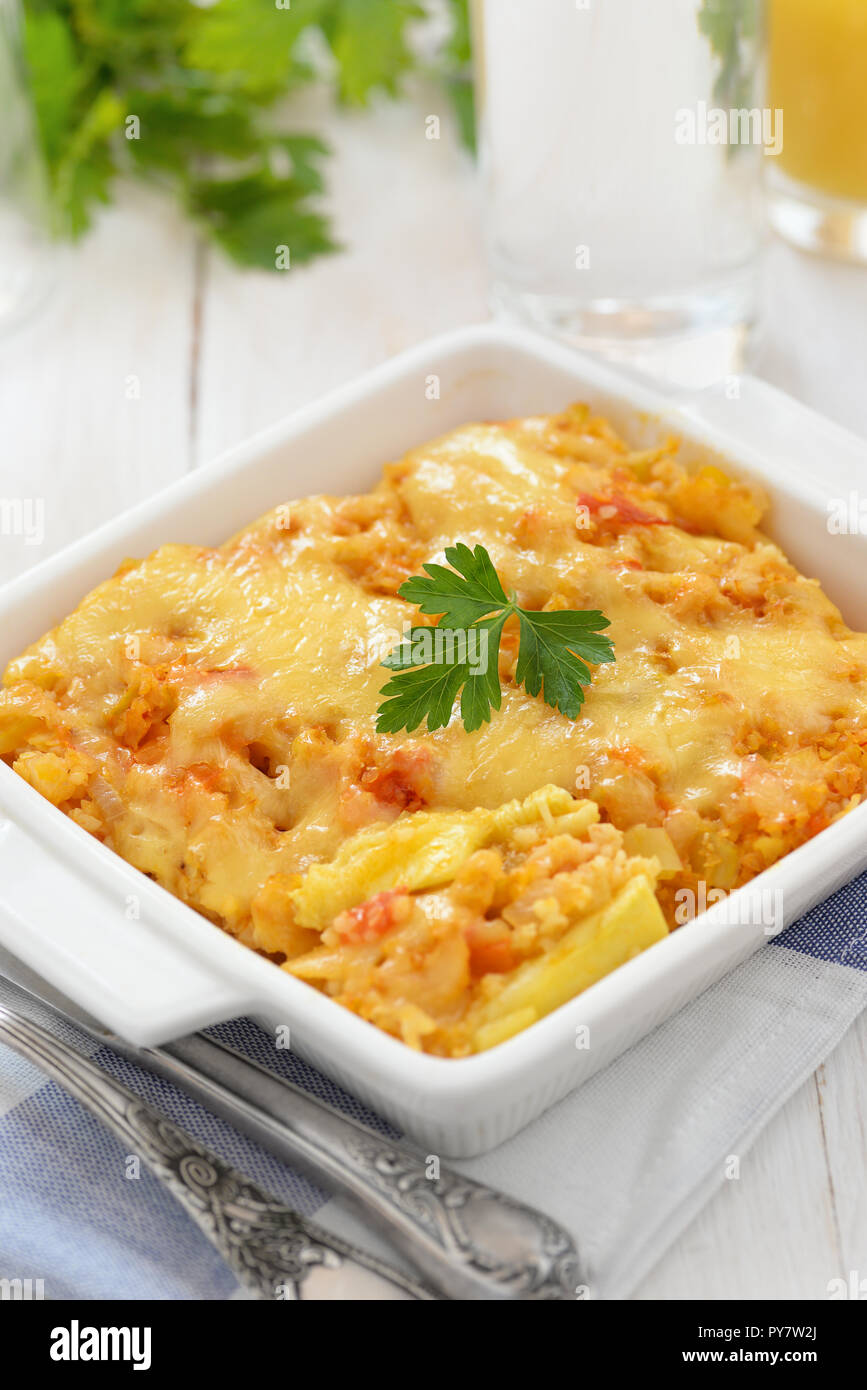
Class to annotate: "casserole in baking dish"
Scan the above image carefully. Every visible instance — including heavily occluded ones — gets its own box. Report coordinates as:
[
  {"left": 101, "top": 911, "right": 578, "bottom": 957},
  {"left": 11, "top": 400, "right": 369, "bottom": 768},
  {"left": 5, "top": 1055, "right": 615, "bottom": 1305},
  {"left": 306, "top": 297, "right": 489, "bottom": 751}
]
[
  {"left": 1, "top": 325, "right": 866, "bottom": 1152},
  {"left": 2, "top": 393, "right": 867, "bottom": 1059}
]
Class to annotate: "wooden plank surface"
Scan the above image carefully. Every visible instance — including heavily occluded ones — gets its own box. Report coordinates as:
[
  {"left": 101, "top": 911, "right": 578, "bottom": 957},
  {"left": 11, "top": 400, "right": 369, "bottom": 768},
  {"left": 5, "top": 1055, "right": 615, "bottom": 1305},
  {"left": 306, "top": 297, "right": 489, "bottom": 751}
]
[
  {"left": 0, "top": 188, "right": 197, "bottom": 585},
  {"left": 195, "top": 83, "right": 485, "bottom": 464}
]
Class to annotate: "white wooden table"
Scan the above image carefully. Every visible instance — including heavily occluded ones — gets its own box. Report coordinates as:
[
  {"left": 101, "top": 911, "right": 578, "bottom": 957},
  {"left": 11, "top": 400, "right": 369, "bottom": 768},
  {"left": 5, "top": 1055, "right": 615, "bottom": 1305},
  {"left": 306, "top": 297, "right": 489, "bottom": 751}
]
[{"left": 1, "top": 80, "right": 865, "bottom": 1300}]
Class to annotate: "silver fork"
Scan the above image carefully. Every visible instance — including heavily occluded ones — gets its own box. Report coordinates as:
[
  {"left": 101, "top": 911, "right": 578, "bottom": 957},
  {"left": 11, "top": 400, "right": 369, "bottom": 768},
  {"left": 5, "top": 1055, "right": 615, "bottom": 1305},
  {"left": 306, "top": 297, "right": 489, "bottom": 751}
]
[
  {"left": 0, "top": 949, "right": 582, "bottom": 1300},
  {"left": 0, "top": 1000, "right": 434, "bottom": 1300}
]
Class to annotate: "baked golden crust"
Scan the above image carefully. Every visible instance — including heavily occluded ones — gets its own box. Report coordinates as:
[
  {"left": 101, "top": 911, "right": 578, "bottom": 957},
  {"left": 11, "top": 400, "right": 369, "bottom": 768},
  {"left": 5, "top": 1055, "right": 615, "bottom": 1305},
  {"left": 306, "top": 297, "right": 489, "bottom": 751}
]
[{"left": 3, "top": 405, "right": 866, "bottom": 1053}]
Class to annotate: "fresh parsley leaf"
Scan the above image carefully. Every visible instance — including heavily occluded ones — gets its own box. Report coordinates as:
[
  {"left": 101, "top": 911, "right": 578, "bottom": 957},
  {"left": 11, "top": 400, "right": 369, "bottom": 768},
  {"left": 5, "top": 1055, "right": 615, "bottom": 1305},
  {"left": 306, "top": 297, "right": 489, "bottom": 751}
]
[
  {"left": 273, "top": 135, "right": 332, "bottom": 194},
  {"left": 55, "top": 88, "right": 124, "bottom": 238},
  {"left": 324, "top": 0, "right": 425, "bottom": 106},
  {"left": 399, "top": 542, "right": 510, "bottom": 628},
  {"left": 445, "top": 0, "right": 472, "bottom": 66},
  {"left": 513, "top": 608, "right": 617, "bottom": 666},
  {"left": 458, "top": 611, "right": 507, "bottom": 731},
  {"left": 446, "top": 76, "right": 476, "bottom": 153},
  {"left": 21, "top": 10, "right": 82, "bottom": 169},
  {"left": 121, "top": 88, "right": 262, "bottom": 171},
  {"left": 697, "top": 0, "right": 760, "bottom": 118},
  {"left": 185, "top": 153, "right": 339, "bottom": 269},
  {"left": 442, "top": 0, "right": 475, "bottom": 151},
  {"left": 380, "top": 613, "right": 506, "bottom": 734},
  {"left": 376, "top": 543, "right": 614, "bottom": 735},
  {"left": 377, "top": 659, "right": 468, "bottom": 734},
  {"left": 183, "top": 0, "right": 328, "bottom": 100},
  {"left": 515, "top": 613, "right": 593, "bottom": 721},
  {"left": 381, "top": 626, "right": 437, "bottom": 671}
]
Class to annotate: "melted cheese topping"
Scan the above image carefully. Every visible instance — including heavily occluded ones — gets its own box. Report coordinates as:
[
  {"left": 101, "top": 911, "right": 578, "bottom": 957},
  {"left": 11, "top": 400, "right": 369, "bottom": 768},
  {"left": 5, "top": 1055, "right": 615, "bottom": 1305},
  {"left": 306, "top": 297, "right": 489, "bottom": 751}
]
[{"left": 2, "top": 404, "right": 866, "bottom": 1053}]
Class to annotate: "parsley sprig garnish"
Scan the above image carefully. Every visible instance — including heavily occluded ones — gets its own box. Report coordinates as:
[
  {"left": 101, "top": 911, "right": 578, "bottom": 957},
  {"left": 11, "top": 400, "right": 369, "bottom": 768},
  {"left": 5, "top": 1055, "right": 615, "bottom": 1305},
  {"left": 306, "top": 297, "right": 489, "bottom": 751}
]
[
  {"left": 376, "top": 543, "right": 614, "bottom": 734},
  {"left": 22, "top": 0, "right": 474, "bottom": 268}
]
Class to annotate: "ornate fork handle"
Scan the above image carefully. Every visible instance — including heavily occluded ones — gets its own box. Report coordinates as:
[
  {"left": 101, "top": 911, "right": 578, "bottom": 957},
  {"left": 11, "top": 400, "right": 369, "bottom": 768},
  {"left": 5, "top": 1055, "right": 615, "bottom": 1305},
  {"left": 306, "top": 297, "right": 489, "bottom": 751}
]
[
  {"left": 146, "top": 1032, "right": 583, "bottom": 1300},
  {"left": 0, "top": 1005, "right": 432, "bottom": 1301}
]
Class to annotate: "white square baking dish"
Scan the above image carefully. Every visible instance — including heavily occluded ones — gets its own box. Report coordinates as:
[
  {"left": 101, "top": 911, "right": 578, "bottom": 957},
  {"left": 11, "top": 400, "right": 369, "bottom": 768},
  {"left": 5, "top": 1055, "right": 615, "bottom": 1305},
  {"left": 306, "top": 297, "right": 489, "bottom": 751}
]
[{"left": 1, "top": 322, "right": 866, "bottom": 1157}]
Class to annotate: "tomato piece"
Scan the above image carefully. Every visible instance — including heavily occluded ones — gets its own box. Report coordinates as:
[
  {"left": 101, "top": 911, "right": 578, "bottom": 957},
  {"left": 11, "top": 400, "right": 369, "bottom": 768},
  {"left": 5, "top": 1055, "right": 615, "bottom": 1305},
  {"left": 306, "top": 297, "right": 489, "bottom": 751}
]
[
  {"left": 360, "top": 746, "right": 433, "bottom": 812},
  {"left": 578, "top": 492, "right": 666, "bottom": 528},
  {"left": 464, "top": 918, "right": 518, "bottom": 978},
  {"left": 333, "top": 887, "right": 410, "bottom": 944}
]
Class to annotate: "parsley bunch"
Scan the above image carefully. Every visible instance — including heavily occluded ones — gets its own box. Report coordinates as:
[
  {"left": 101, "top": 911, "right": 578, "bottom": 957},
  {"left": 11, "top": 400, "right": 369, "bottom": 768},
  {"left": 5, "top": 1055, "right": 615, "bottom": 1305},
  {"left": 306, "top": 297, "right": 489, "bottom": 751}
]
[
  {"left": 376, "top": 543, "right": 614, "bottom": 734},
  {"left": 22, "top": 0, "right": 474, "bottom": 269}
]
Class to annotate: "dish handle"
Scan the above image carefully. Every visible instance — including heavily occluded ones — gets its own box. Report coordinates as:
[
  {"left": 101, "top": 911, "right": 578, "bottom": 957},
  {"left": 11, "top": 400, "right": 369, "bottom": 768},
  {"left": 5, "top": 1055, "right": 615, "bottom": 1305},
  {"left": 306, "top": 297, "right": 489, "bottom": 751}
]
[{"left": 0, "top": 811, "right": 251, "bottom": 1045}]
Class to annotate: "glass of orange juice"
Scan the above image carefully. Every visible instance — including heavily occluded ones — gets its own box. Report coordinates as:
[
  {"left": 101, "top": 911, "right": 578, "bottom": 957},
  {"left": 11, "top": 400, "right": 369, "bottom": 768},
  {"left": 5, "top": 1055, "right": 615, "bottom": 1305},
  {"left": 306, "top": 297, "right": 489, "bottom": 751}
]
[{"left": 767, "top": 0, "right": 867, "bottom": 261}]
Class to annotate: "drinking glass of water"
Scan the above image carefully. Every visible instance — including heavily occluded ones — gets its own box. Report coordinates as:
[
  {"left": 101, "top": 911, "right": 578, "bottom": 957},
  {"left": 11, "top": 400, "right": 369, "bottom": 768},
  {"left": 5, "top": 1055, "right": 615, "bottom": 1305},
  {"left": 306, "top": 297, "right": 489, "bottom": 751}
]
[{"left": 474, "top": 0, "right": 770, "bottom": 383}]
